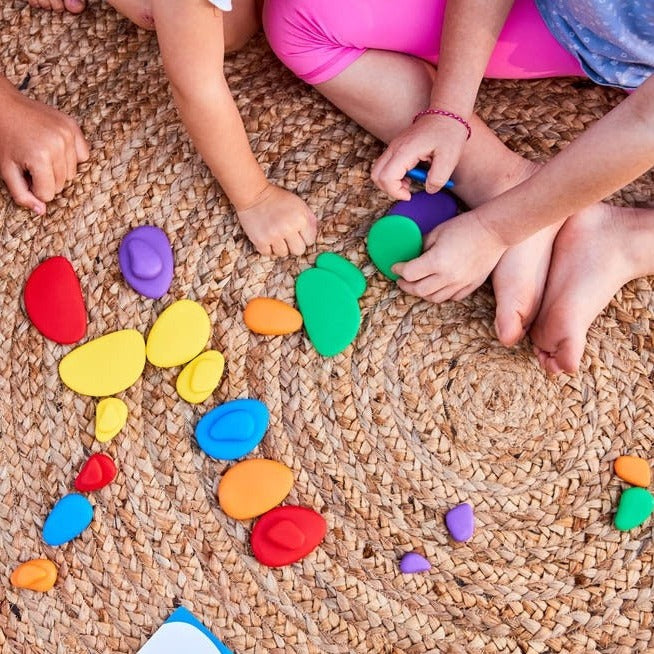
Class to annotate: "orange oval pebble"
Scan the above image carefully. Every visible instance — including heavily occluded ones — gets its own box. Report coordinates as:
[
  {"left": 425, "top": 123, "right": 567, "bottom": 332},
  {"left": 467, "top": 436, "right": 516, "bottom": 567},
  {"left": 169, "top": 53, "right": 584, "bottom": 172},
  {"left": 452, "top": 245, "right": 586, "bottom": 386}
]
[
  {"left": 10, "top": 559, "right": 57, "bottom": 592},
  {"left": 243, "top": 298, "right": 303, "bottom": 336},
  {"left": 615, "top": 455, "right": 651, "bottom": 487},
  {"left": 218, "top": 459, "right": 294, "bottom": 520}
]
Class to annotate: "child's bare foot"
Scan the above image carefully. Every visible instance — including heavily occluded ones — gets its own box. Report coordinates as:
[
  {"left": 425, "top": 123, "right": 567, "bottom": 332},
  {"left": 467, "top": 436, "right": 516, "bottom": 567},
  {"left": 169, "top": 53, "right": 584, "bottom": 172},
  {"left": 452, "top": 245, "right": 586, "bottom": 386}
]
[
  {"left": 530, "top": 203, "right": 654, "bottom": 374},
  {"left": 457, "top": 158, "right": 562, "bottom": 347},
  {"left": 27, "top": 0, "right": 86, "bottom": 13}
]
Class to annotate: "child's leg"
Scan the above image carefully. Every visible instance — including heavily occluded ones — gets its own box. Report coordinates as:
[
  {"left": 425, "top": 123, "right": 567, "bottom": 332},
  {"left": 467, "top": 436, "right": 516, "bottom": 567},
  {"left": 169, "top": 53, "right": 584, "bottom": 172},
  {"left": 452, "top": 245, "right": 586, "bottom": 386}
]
[
  {"left": 264, "top": 0, "right": 580, "bottom": 345},
  {"left": 263, "top": 0, "right": 583, "bottom": 87},
  {"left": 27, "top": 0, "right": 86, "bottom": 13}
]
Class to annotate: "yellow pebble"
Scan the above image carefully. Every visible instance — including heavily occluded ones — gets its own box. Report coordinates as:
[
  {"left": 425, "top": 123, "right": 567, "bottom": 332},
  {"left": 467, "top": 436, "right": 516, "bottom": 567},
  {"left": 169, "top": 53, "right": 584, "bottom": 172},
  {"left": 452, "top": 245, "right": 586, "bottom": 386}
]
[
  {"left": 58, "top": 329, "right": 146, "bottom": 397},
  {"left": 146, "top": 299, "right": 211, "bottom": 368},
  {"left": 176, "top": 350, "right": 225, "bottom": 404},
  {"left": 95, "top": 397, "right": 128, "bottom": 443},
  {"left": 11, "top": 559, "right": 57, "bottom": 592}
]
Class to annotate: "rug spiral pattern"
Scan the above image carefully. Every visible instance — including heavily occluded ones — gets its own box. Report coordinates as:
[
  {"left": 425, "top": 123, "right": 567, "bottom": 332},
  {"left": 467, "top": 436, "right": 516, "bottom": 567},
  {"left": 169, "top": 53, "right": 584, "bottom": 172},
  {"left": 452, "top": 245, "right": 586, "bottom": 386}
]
[{"left": 1, "top": 3, "right": 654, "bottom": 653}]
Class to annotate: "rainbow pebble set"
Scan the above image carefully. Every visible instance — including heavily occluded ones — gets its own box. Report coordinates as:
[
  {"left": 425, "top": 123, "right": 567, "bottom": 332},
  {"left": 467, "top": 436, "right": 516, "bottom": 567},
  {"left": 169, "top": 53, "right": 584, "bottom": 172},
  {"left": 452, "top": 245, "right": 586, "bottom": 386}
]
[{"left": 13, "top": 192, "right": 652, "bottom": 641}]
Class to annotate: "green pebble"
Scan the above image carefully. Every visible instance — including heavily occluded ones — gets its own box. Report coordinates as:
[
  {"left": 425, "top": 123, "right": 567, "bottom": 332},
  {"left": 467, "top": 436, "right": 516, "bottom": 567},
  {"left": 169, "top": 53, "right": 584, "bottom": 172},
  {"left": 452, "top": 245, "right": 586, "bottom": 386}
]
[
  {"left": 614, "top": 487, "right": 654, "bottom": 531},
  {"left": 296, "top": 267, "right": 361, "bottom": 357},
  {"left": 315, "top": 252, "right": 367, "bottom": 299},
  {"left": 367, "top": 214, "right": 423, "bottom": 281}
]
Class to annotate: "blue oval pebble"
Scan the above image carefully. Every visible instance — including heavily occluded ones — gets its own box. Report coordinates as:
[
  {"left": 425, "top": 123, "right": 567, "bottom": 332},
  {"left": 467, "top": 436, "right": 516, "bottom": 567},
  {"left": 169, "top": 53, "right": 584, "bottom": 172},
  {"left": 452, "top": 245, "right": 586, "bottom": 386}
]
[
  {"left": 195, "top": 399, "right": 269, "bottom": 460},
  {"left": 43, "top": 494, "right": 94, "bottom": 546}
]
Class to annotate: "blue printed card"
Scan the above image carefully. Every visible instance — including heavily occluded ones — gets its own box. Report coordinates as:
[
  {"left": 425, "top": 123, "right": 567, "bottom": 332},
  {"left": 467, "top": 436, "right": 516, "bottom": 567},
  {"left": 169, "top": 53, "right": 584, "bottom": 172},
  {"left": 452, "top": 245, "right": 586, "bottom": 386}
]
[{"left": 138, "top": 607, "right": 233, "bottom": 654}]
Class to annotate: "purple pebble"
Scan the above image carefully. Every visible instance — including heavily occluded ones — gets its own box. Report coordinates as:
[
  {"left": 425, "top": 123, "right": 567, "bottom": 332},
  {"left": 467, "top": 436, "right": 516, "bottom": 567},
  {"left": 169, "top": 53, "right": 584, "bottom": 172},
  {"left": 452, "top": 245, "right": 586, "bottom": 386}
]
[
  {"left": 118, "top": 225, "right": 174, "bottom": 299},
  {"left": 399, "top": 552, "right": 431, "bottom": 574},
  {"left": 445, "top": 503, "right": 475, "bottom": 542},
  {"left": 389, "top": 190, "right": 459, "bottom": 235}
]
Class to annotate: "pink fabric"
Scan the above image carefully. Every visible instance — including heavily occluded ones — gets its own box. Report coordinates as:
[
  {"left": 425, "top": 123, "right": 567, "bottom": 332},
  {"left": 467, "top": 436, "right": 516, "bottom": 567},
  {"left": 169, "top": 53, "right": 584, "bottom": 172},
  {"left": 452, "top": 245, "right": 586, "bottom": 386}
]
[{"left": 263, "top": 0, "right": 584, "bottom": 85}]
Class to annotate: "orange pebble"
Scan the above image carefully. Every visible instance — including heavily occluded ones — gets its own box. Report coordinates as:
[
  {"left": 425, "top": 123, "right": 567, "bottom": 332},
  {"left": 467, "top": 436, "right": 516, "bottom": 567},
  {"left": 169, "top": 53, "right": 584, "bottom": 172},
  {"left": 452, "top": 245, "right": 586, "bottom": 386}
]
[
  {"left": 10, "top": 559, "right": 57, "bottom": 592},
  {"left": 615, "top": 455, "right": 651, "bottom": 487},
  {"left": 243, "top": 298, "right": 303, "bottom": 335},
  {"left": 218, "top": 459, "right": 294, "bottom": 520}
]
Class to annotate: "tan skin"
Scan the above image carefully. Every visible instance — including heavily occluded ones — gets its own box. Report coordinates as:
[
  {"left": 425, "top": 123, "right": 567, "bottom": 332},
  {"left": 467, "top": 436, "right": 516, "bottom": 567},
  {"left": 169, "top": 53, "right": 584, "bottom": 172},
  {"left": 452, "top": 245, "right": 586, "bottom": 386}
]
[{"left": 26, "top": 0, "right": 317, "bottom": 257}]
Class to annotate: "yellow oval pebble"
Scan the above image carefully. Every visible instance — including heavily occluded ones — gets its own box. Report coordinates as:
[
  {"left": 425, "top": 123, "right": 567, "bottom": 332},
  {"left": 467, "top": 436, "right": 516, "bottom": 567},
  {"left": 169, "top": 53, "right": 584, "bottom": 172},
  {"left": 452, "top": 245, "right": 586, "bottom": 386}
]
[
  {"left": 95, "top": 397, "right": 128, "bottom": 443},
  {"left": 146, "top": 299, "right": 211, "bottom": 368},
  {"left": 176, "top": 350, "right": 225, "bottom": 404},
  {"left": 59, "top": 329, "right": 146, "bottom": 397},
  {"left": 11, "top": 559, "right": 57, "bottom": 592},
  {"left": 218, "top": 459, "right": 294, "bottom": 520}
]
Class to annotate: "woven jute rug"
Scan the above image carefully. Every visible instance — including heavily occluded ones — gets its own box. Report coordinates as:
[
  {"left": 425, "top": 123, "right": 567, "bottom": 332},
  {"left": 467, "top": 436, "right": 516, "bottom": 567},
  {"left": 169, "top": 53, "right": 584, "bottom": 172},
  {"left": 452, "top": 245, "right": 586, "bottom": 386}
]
[{"left": 2, "top": 3, "right": 654, "bottom": 653}]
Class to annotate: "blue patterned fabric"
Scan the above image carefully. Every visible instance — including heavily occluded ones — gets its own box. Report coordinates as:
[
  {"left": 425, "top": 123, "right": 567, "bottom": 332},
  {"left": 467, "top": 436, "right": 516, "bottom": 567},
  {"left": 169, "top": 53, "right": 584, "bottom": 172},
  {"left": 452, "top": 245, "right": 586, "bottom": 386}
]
[{"left": 535, "top": 0, "right": 654, "bottom": 89}]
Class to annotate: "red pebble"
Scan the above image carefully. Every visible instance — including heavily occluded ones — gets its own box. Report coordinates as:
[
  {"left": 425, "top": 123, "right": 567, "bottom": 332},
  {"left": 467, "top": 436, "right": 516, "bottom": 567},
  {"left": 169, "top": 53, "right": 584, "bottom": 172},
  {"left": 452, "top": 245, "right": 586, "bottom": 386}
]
[
  {"left": 74, "top": 453, "right": 117, "bottom": 492},
  {"left": 250, "top": 505, "right": 327, "bottom": 567},
  {"left": 24, "top": 256, "right": 87, "bottom": 344}
]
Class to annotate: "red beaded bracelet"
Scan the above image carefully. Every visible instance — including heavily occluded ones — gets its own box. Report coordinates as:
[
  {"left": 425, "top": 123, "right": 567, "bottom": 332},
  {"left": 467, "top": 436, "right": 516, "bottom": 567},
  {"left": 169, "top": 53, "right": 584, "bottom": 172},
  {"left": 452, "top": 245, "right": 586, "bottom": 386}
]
[{"left": 413, "top": 108, "right": 472, "bottom": 140}]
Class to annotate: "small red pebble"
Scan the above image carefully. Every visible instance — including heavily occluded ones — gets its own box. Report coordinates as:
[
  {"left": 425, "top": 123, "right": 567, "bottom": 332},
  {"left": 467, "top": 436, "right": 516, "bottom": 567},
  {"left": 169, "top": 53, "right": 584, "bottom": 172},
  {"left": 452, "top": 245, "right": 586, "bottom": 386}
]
[
  {"left": 251, "top": 505, "right": 327, "bottom": 567},
  {"left": 23, "top": 256, "right": 87, "bottom": 344},
  {"left": 74, "top": 453, "right": 117, "bottom": 492}
]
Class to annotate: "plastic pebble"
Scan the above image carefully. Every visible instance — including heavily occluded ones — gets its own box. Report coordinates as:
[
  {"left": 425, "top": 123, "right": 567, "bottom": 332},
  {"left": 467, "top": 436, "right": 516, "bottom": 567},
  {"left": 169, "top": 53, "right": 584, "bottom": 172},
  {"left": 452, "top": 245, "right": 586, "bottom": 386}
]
[
  {"left": 10, "top": 559, "right": 57, "bottom": 592},
  {"left": 614, "top": 455, "right": 651, "bottom": 488},
  {"left": 614, "top": 487, "right": 654, "bottom": 531},
  {"left": 296, "top": 267, "right": 361, "bottom": 357},
  {"left": 118, "top": 225, "right": 174, "bottom": 299},
  {"left": 195, "top": 398, "right": 269, "bottom": 460},
  {"left": 367, "top": 215, "right": 423, "bottom": 280},
  {"left": 399, "top": 552, "right": 431, "bottom": 574},
  {"left": 315, "top": 252, "right": 367, "bottom": 299},
  {"left": 176, "top": 350, "right": 225, "bottom": 404},
  {"left": 218, "top": 459, "right": 293, "bottom": 520},
  {"left": 74, "top": 453, "right": 117, "bottom": 492},
  {"left": 445, "top": 503, "right": 475, "bottom": 542},
  {"left": 243, "top": 298, "right": 303, "bottom": 335},
  {"left": 23, "top": 256, "right": 87, "bottom": 344},
  {"left": 251, "top": 505, "right": 327, "bottom": 567},
  {"left": 59, "top": 329, "right": 146, "bottom": 397},
  {"left": 390, "top": 190, "right": 459, "bottom": 235},
  {"left": 43, "top": 494, "right": 94, "bottom": 546},
  {"left": 95, "top": 397, "right": 128, "bottom": 443},
  {"left": 146, "top": 299, "right": 211, "bottom": 368}
]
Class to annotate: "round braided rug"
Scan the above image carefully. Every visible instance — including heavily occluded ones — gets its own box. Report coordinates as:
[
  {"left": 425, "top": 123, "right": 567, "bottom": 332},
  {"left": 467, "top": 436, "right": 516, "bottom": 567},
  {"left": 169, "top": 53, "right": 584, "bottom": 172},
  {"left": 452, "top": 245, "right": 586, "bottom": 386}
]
[{"left": 2, "top": 3, "right": 654, "bottom": 653}]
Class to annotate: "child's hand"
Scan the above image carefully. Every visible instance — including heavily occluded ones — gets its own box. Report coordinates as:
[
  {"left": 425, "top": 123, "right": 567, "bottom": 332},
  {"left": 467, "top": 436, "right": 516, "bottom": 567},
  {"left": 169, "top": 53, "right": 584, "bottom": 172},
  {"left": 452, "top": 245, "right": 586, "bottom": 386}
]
[
  {"left": 371, "top": 113, "right": 469, "bottom": 200},
  {"left": 0, "top": 84, "right": 89, "bottom": 214},
  {"left": 393, "top": 209, "right": 507, "bottom": 303},
  {"left": 236, "top": 183, "right": 318, "bottom": 257}
]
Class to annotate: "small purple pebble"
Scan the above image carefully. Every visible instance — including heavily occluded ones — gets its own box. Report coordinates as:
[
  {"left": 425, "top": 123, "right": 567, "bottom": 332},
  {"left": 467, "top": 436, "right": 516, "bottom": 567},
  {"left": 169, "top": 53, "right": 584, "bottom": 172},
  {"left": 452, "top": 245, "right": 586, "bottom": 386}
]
[
  {"left": 445, "top": 503, "right": 475, "bottom": 542},
  {"left": 399, "top": 552, "right": 431, "bottom": 574},
  {"left": 118, "top": 225, "right": 174, "bottom": 299},
  {"left": 389, "top": 190, "right": 459, "bottom": 235}
]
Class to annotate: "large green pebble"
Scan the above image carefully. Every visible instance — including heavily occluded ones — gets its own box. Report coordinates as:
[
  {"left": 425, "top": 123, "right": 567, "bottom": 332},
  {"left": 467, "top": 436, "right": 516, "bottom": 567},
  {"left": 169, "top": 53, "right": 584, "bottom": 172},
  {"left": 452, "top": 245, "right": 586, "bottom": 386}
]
[
  {"left": 296, "top": 267, "right": 361, "bottom": 357},
  {"left": 614, "top": 487, "right": 654, "bottom": 531},
  {"left": 367, "top": 214, "right": 423, "bottom": 281},
  {"left": 315, "top": 252, "right": 366, "bottom": 299}
]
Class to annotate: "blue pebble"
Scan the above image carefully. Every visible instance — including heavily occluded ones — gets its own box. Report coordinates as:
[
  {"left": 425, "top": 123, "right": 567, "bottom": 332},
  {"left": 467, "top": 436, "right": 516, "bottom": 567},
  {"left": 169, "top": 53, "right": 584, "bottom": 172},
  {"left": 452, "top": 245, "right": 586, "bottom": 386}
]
[
  {"left": 43, "top": 493, "right": 94, "bottom": 546},
  {"left": 195, "top": 398, "right": 269, "bottom": 460}
]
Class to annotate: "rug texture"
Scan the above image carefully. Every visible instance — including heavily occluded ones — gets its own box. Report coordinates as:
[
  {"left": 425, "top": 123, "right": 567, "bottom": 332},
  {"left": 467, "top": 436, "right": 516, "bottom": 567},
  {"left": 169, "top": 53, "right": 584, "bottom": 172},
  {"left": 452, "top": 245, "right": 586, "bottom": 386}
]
[{"left": 1, "top": 3, "right": 654, "bottom": 654}]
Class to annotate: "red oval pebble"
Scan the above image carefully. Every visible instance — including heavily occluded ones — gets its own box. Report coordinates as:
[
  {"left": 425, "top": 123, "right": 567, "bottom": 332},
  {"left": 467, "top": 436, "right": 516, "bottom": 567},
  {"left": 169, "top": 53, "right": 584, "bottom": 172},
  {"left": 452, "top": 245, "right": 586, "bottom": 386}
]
[
  {"left": 74, "top": 453, "right": 117, "bottom": 492},
  {"left": 251, "top": 506, "right": 326, "bottom": 567},
  {"left": 24, "top": 256, "right": 87, "bottom": 344}
]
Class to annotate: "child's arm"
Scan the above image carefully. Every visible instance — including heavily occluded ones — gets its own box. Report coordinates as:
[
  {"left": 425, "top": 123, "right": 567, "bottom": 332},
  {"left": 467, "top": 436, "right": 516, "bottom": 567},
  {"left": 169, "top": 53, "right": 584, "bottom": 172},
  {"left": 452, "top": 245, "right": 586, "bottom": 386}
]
[
  {"left": 151, "top": 0, "right": 316, "bottom": 256},
  {"left": 395, "top": 75, "right": 654, "bottom": 300},
  {"left": 372, "top": 0, "right": 515, "bottom": 199},
  {"left": 0, "top": 75, "right": 88, "bottom": 214}
]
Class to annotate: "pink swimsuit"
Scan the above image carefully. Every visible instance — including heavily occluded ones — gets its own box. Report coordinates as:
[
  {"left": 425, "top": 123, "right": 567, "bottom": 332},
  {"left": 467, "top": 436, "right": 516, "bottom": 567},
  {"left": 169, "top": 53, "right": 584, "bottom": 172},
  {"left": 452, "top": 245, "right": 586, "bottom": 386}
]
[{"left": 263, "top": 0, "right": 584, "bottom": 86}]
